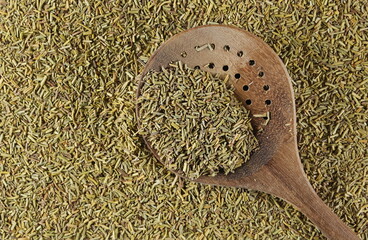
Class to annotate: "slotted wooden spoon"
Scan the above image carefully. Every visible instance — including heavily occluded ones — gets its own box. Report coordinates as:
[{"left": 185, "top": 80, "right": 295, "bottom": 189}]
[{"left": 136, "top": 25, "right": 359, "bottom": 240}]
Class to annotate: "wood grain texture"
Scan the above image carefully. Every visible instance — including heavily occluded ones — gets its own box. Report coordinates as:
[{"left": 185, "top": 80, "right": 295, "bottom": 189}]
[{"left": 136, "top": 25, "right": 359, "bottom": 239}]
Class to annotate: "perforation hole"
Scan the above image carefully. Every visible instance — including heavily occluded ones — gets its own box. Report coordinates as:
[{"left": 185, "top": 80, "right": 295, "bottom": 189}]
[
  {"left": 237, "top": 51, "right": 244, "bottom": 57},
  {"left": 218, "top": 167, "right": 225, "bottom": 174},
  {"left": 258, "top": 71, "right": 264, "bottom": 77},
  {"left": 208, "top": 63, "right": 215, "bottom": 69},
  {"left": 210, "top": 43, "right": 215, "bottom": 50},
  {"left": 222, "top": 65, "right": 229, "bottom": 71},
  {"left": 263, "top": 85, "right": 270, "bottom": 91},
  {"left": 243, "top": 85, "right": 249, "bottom": 91},
  {"left": 265, "top": 100, "right": 271, "bottom": 105},
  {"left": 249, "top": 60, "right": 255, "bottom": 65},
  {"left": 181, "top": 51, "right": 187, "bottom": 58},
  {"left": 224, "top": 45, "right": 230, "bottom": 51},
  {"left": 235, "top": 73, "right": 241, "bottom": 79},
  {"left": 245, "top": 99, "right": 252, "bottom": 105},
  {"left": 194, "top": 66, "right": 200, "bottom": 69}
]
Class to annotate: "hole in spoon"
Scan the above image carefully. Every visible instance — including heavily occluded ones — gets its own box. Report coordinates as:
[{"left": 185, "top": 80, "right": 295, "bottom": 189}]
[
  {"left": 224, "top": 45, "right": 230, "bottom": 51},
  {"left": 235, "top": 73, "right": 241, "bottom": 79},
  {"left": 194, "top": 66, "right": 200, "bottom": 69},
  {"left": 243, "top": 85, "right": 249, "bottom": 91},
  {"left": 222, "top": 65, "right": 229, "bottom": 71},
  {"left": 237, "top": 51, "right": 243, "bottom": 57},
  {"left": 249, "top": 60, "right": 255, "bottom": 65},
  {"left": 208, "top": 63, "right": 215, "bottom": 69},
  {"left": 263, "top": 85, "right": 270, "bottom": 91},
  {"left": 258, "top": 71, "right": 264, "bottom": 77},
  {"left": 217, "top": 167, "right": 225, "bottom": 174},
  {"left": 265, "top": 100, "right": 271, "bottom": 105},
  {"left": 245, "top": 99, "right": 252, "bottom": 105},
  {"left": 181, "top": 51, "right": 187, "bottom": 58}
]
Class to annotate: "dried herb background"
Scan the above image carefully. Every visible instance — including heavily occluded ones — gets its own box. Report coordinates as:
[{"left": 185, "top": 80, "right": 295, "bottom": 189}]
[{"left": 0, "top": 0, "right": 367, "bottom": 239}]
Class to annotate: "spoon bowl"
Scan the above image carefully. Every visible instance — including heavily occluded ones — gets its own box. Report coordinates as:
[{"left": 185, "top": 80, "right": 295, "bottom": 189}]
[{"left": 136, "top": 25, "right": 359, "bottom": 240}]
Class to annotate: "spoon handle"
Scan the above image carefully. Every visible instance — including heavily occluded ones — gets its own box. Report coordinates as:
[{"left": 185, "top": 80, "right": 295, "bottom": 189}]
[
  {"left": 236, "top": 145, "right": 361, "bottom": 240},
  {"left": 289, "top": 184, "right": 360, "bottom": 240}
]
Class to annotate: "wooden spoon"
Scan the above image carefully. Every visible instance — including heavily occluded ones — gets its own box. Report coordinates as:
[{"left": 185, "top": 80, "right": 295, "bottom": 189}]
[{"left": 136, "top": 25, "right": 359, "bottom": 240}]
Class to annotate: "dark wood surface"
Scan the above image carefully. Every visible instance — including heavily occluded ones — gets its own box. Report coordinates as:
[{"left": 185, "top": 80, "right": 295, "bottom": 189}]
[{"left": 136, "top": 25, "right": 359, "bottom": 240}]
